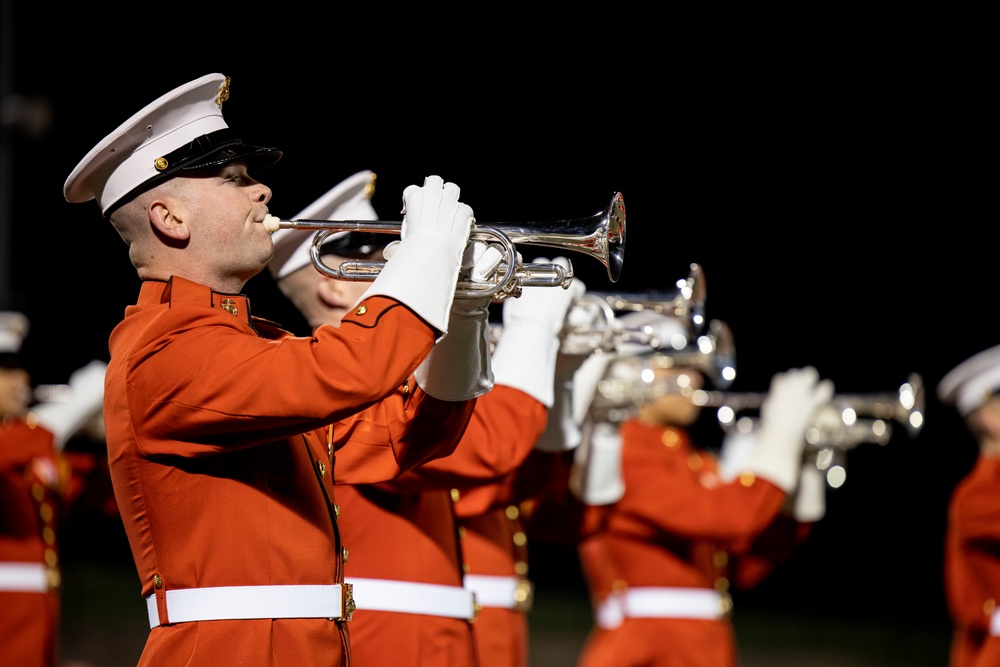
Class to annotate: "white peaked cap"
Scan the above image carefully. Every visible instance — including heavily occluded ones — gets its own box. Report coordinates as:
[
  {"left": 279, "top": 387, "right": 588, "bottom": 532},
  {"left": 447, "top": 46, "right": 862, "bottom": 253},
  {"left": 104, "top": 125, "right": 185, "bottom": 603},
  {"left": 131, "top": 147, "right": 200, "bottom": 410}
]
[
  {"left": 268, "top": 170, "right": 380, "bottom": 280},
  {"left": 64, "top": 73, "right": 280, "bottom": 214},
  {"left": 0, "top": 311, "right": 29, "bottom": 354},
  {"left": 938, "top": 343, "right": 1000, "bottom": 416}
]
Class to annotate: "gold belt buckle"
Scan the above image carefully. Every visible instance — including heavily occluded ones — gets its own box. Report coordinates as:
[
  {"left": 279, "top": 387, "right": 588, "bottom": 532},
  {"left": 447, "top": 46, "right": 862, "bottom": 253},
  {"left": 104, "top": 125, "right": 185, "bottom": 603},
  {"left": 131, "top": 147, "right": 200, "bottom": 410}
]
[
  {"left": 341, "top": 583, "right": 355, "bottom": 622},
  {"left": 514, "top": 578, "right": 534, "bottom": 613}
]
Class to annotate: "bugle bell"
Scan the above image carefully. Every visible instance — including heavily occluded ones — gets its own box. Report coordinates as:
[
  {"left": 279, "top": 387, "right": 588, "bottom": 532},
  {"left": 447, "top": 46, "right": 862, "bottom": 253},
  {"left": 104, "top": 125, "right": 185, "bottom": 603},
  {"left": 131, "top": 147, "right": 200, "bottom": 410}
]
[
  {"left": 264, "top": 191, "right": 626, "bottom": 301},
  {"left": 579, "top": 262, "right": 708, "bottom": 348},
  {"left": 489, "top": 263, "right": 707, "bottom": 357}
]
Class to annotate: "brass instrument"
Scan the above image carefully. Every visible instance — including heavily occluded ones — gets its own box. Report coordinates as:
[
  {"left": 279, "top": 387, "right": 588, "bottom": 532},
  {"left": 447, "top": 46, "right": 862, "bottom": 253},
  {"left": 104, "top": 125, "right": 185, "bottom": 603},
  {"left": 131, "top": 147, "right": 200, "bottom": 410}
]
[
  {"left": 587, "top": 319, "right": 737, "bottom": 423},
  {"left": 265, "top": 192, "right": 625, "bottom": 301},
  {"left": 489, "top": 263, "right": 707, "bottom": 356},
  {"left": 696, "top": 373, "right": 925, "bottom": 487},
  {"left": 585, "top": 262, "right": 708, "bottom": 336}
]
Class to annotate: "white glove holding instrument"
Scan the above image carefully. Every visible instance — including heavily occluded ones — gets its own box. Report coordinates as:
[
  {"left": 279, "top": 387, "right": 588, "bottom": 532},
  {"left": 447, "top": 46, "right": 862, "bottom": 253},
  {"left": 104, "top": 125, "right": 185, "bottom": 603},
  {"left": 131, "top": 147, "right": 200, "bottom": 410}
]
[
  {"left": 790, "top": 461, "right": 827, "bottom": 522},
  {"left": 741, "top": 366, "right": 834, "bottom": 493},
  {"left": 363, "top": 175, "right": 474, "bottom": 337},
  {"left": 492, "top": 257, "right": 584, "bottom": 411},
  {"left": 414, "top": 241, "right": 502, "bottom": 401},
  {"left": 569, "top": 418, "right": 625, "bottom": 505},
  {"left": 31, "top": 359, "right": 107, "bottom": 451},
  {"left": 532, "top": 297, "right": 600, "bottom": 452}
]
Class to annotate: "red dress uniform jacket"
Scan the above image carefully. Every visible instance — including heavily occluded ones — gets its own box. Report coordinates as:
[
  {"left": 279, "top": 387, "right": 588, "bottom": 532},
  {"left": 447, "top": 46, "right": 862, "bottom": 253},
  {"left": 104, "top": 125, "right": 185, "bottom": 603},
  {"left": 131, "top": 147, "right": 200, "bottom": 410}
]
[
  {"left": 335, "top": 385, "right": 546, "bottom": 667},
  {"left": 105, "top": 277, "right": 474, "bottom": 667},
  {"left": 0, "top": 418, "right": 66, "bottom": 667},
  {"left": 455, "top": 448, "right": 575, "bottom": 667},
  {"left": 944, "top": 456, "right": 1000, "bottom": 667},
  {"left": 574, "top": 419, "right": 809, "bottom": 667}
]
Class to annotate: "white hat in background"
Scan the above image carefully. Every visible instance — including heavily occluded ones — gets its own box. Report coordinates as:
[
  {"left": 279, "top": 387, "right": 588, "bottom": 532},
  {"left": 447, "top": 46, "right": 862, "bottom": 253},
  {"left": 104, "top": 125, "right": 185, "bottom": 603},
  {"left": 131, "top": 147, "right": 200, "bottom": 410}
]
[
  {"left": 267, "top": 170, "right": 382, "bottom": 280},
  {"left": 63, "top": 73, "right": 281, "bottom": 215},
  {"left": 0, "top": 311, "right": 29, "bottom": 354},
  {"left": 938, "top": 344, "right": 1000, "bottom": 416}
]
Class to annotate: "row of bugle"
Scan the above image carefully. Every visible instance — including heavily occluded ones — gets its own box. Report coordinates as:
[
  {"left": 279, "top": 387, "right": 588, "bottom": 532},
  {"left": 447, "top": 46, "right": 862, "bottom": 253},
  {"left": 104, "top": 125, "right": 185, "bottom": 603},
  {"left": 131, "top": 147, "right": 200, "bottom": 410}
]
[{"left": 272, "top": 191, "right": 923, "bottom": 488}]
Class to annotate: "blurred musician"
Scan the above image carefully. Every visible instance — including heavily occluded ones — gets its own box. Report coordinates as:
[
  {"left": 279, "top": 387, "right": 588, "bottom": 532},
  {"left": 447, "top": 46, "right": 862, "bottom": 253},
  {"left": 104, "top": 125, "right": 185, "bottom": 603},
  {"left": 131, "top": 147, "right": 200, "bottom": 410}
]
[
  {"left": 938, "top": 344, "right": 1000, "bottom": 667},
  {"left": 0, "top": 311, "right": 104, "bottom": 667},
  {"left": 527, "top": 310, "right": 834, "bottom": 667}
]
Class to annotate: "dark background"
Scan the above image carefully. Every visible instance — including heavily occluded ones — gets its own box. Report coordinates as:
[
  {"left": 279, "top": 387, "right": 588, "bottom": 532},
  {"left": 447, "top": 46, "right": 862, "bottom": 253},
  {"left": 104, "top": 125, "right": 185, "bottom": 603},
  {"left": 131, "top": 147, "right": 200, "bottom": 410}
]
[{"left": 1, "top": 5, "right": 990, "bottom": 665}]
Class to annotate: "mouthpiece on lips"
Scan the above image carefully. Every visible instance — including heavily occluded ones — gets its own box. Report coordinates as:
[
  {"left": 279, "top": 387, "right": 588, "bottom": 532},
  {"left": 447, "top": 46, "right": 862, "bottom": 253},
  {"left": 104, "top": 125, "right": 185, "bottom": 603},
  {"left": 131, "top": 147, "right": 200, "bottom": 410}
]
[{"left": 263, "top": 214, "right": 282, "bottom": 233}]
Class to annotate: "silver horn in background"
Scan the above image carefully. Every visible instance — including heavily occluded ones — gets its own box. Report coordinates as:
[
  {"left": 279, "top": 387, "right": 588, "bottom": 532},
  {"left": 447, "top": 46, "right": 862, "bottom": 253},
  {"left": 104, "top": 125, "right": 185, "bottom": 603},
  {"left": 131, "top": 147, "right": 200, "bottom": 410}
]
[
  {"left": 266, "top": 192, "right": 626, "bottom": 301},
  {"left": 587, "top": 319, "right": 737, "bottom": 423},
  {"left": 693, "top": 373, "right": 925, "bottom": 488},
  {"left": 489, "top": 263, "right": 707, "bottom": 356}
]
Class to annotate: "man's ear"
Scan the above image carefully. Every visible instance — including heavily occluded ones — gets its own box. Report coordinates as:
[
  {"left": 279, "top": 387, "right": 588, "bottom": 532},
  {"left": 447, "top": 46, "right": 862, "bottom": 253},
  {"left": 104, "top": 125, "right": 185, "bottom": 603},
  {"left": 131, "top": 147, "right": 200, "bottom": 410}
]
[{"left": 149, "top": 199, "right": 191, "bottom": 240}]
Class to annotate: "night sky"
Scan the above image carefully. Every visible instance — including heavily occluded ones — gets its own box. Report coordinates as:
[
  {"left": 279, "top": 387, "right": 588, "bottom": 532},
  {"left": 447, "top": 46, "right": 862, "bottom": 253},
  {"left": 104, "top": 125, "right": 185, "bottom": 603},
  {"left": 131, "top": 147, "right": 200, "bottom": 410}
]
[{"left": 1, "top": 3, "right": 990, "bottom": 646}]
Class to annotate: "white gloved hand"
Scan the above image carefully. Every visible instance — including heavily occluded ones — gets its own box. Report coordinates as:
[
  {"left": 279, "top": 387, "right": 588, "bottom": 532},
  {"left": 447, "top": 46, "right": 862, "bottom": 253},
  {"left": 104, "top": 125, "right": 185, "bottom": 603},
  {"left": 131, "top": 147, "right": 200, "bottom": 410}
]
[
  {"left": 414, "top": 241, "right": 501, "bottom": 401},
  {"left": 491, "top": 257, "right": 585, "bottom": 408},
  {"left": 30, "top": 359, "right": 107, "bottom": 450},
  {"left": 790, "top": 461, "right": 827, "bottom": 522},
  {"left": 742, "top": 366, "right": 834, "bottom": 493},
  {"left": 717, "top": 430, "right": 758, "bottom": 483},
  {"left": 533, "top": 299, "right": 600, "bottom": 452},
  {"left": 569, "top": 419, "right": 625, "bottom": 505},
  {"left": 363, "top": 175, "right": 474, "bottom": 336},
  {"left": 571, "top": 351, "right": 617, "bottom": 426}
]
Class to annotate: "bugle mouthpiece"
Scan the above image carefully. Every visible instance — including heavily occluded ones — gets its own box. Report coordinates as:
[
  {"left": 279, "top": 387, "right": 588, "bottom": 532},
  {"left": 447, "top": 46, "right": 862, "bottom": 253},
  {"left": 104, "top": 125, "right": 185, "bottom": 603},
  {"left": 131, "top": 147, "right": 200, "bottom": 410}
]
[{"left": 263, "top": 214, "right": 283, "bottom": 234}]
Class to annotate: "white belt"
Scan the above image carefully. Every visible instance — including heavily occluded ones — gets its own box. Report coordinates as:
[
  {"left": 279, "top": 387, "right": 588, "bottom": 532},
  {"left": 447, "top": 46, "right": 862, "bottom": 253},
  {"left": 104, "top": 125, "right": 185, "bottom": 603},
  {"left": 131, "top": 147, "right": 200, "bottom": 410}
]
[
  {"left": 464, "top": 574, "right": 532, "bottom": 612},
  {"left": 991, "top": 608, "right": 1000, "bottom": 636},
  {"left": 348, "top": 577, "right": 476, "bottom": 620},
  {"left": 0, "top": 563, "right": 48, "bottom": 592},
  {"left": 145, "top": 584, "right": 353, "bottom": 628},
  {"left": 595, "top": 587, "right": 724, "bottom": 629}
]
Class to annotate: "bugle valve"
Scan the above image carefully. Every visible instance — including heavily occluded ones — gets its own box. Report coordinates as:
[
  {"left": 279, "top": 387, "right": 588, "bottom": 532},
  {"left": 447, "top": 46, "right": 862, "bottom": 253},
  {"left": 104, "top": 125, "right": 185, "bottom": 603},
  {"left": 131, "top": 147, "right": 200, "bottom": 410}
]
[{"left": 263, "top": 191, "right": 626, "bottom": 301}]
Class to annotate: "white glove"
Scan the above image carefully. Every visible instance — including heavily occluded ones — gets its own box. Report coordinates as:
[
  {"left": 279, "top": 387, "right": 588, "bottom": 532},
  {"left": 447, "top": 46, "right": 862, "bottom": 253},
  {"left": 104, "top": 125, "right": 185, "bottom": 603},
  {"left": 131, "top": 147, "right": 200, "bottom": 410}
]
[
  {"left": 791, "top": 461, "right": 826, "bottom": 522},
  {"left": 414, "top": 241, "right": 501, "bottom": 401},
  {"left": 571, "top": 351, "right": 617, "bottom": 426},
  {"left": 491, "top": 257, "right": 584, "bottom": 408},
  {"left": 30, "top": 360, "right": 107, "bottom": 450},
  {"left": 363, "top": 175, "right": 474, "bottom": 336},
  {"left": 533, "top": 300, "right": 599, "bottom": 452},
  {"left": 717, "top": 430, "right": 758, "bottom": 483},
  {"left": 569, "top": 419, "right": 625, "bottom": 505},
  {"left": 742, "top": 366, "right": 834, "bottom": 493}
]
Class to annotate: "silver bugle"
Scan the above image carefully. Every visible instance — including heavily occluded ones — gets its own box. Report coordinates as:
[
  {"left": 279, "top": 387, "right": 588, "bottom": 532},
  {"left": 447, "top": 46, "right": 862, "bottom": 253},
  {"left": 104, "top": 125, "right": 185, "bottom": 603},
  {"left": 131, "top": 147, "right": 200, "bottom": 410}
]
[
  {"left": 489, "top": 263, "right": 706, "bottom": 355},
  {"left": 696, "top": 372, "right": 926, "bottom": 441},
  {"left": 583, "top": 262, "right": 708, "bottom": 339},
  {"left": 265, "top": 192, "right": 626, "bottom": 301}
]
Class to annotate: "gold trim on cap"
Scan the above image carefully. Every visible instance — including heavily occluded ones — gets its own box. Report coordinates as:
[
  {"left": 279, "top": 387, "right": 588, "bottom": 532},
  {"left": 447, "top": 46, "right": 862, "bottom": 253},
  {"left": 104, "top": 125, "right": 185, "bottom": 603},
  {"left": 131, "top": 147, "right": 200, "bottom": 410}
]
[
  {"left": 217, "top": 77, "right": 231, "bottom": 106},
  {"left": 154, "top": 157, "right": 169, "bottom": 171}
]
